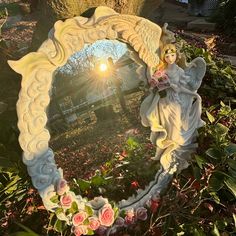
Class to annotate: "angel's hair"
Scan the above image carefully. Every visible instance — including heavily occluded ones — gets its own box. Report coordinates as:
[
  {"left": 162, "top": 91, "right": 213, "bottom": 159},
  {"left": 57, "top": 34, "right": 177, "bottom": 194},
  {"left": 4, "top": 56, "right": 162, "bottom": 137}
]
[{"left": 157, "top": 44, "right": 180, "bottom": 70}]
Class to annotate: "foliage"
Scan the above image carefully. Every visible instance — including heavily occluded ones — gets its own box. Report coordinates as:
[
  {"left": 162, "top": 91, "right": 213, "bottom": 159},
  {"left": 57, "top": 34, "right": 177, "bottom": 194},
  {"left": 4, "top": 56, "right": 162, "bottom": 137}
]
[
  {"left": 145, "top": 105, "right": 236, "bottom": 235},
  {"left": 0, "top": 110, "right": 42, "bottom": 235},
  {"left": 210, "top": 0, "right": 236, "bottom": 37},
  {"left": 181, "top": 42, "right": 236, "bottom": 104},
  {"left": 72, "top": 135, "right": 158, "bottom": 202},
  {"left": 1, "top": 38, "right": 236, "bottom": 235}
]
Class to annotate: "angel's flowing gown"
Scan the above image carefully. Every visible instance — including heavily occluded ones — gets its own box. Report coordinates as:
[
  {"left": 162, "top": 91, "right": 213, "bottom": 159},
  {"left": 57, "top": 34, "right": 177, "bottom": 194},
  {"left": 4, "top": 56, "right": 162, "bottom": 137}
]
[{"left": 140, "top": 60, "right": 205, "bottom": 171}]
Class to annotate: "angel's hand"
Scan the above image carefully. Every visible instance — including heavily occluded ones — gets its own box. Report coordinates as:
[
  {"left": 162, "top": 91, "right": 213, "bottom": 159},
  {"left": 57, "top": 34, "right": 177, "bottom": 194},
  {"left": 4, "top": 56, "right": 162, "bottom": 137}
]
[
  {"left": 148, "top": 78, "right": 158, "bottom": 88},
  {"left": 170, "top": 83, "right": 180, "bottom": 92}
]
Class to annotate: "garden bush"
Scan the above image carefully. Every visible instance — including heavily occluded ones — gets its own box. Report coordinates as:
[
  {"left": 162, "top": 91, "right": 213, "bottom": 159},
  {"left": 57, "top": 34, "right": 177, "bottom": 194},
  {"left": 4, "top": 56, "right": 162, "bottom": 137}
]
[{"left": 0, "top": 39, "right": 235, "bottom": 235}]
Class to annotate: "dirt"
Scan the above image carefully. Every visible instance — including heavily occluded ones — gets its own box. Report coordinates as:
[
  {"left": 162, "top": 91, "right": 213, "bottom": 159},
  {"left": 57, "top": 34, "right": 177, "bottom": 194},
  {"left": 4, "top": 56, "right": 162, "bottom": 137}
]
[{"left": 1, "top": 12, "right": 38, "bottom": 58}]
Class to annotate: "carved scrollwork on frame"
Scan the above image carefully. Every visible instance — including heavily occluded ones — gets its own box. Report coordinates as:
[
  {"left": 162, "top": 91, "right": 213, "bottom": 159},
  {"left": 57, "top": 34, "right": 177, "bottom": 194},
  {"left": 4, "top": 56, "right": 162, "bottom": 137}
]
[{"left": 8, "top": 6, "right": 175, "bottom": 215}]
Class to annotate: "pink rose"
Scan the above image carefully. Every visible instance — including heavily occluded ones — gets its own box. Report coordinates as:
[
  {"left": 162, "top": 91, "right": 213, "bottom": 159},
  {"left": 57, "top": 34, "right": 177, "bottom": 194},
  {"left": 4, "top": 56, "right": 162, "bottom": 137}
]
[
  {"left": 73, "top": 225, "right": 88, "bottom": 236},
  {"left": 125, "top": 215, "right": 135, "bottom": 225},
  {"left": 88, "top": 216, "right": 100, "bottom": 230},
  {"left": 136, "top": 207, "right": 147, "bottom": 221},
  {"left": 56, "top": 179, "right": 70, "bottom": 195},
  {"left": 125, "top": 208, "right": 135, "bottom": 225},
  {"left": 153, "top": 69, "right": 164, "bottom": 78},
  {"left": 60, "top": 194, "right": 73, "bottom": 209},
  {"left": 162, "top": 74, "right": 169, "bottom": 81},
  {"left": 72, "top": 211, "right": 88, "bottom": 226},
  {"left": 98, "top": 203, "right": 115, "bottom": 227}
]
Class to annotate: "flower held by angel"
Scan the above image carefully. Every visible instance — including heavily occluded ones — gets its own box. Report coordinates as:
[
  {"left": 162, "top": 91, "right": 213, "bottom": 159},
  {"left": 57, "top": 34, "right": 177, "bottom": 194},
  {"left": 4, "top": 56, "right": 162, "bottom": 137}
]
[{"left": 148, "top": 68, "right": 170, "bottom": 91}]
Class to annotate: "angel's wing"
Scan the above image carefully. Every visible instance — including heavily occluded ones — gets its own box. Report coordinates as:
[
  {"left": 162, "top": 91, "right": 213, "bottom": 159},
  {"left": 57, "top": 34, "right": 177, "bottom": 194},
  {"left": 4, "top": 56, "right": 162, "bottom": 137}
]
[
  {"left": 128, "top": 48, "right": 148, "bottom": 84},
  {"left": 123, "top": 19, "right": 164, "bottom": 84},
  {"left": 134, "top": 19, "right": 162, "bottom": 66},
  {"left": 97, "top": 13, "right": 162, "bottom": 68},
  {"left": 184, "top": 57, "right": 206, "bottom": 91}
]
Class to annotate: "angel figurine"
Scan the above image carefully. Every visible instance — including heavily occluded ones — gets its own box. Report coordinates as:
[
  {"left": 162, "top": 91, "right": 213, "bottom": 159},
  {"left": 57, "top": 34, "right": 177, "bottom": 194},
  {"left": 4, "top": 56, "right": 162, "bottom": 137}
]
[{"left": 140, "top": 43, "right": 206, "bottom": 171}]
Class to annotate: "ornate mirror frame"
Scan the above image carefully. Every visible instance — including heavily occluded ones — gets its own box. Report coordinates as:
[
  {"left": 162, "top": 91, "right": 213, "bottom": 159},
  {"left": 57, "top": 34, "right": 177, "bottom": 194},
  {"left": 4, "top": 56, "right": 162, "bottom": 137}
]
[{"left": 8, "top": 6, "right": 177, "bottom": 234}]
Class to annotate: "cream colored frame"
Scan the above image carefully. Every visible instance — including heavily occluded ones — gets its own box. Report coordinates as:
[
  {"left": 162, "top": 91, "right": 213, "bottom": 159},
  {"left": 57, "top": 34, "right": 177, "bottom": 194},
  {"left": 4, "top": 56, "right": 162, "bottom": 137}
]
[{"left": 8, "top": 6, "right": 175, "bottom": 211}]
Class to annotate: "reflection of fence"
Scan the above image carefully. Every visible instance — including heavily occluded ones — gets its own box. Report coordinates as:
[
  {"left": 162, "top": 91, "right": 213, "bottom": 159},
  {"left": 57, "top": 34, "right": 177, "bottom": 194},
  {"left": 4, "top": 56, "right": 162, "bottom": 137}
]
[{"left": 49, "top": 87, "right": 141, "bottom": 127}]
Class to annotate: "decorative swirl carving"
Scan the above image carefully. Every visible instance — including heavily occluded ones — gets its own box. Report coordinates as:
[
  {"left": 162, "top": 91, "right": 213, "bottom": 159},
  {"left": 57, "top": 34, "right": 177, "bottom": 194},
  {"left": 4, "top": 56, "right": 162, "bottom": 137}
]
[
  {"left": 27, "top": 149, "right": 61, "bottom": 191},
  {"left": 40, "top": 184, "right": 59, "bottom": 211}
]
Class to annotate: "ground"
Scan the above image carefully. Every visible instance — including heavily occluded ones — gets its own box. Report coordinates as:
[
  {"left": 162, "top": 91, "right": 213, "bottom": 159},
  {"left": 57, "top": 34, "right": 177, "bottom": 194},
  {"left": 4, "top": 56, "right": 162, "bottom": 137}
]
[{"left": 49, "top": 91, "right": 148, "bottom": 180}]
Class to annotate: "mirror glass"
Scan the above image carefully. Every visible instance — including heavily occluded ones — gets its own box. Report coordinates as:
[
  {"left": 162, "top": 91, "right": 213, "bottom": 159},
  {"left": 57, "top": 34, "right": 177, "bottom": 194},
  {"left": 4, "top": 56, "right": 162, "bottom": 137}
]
[{"left": 47, "top": 39, "right": 160, "bottom": 201}]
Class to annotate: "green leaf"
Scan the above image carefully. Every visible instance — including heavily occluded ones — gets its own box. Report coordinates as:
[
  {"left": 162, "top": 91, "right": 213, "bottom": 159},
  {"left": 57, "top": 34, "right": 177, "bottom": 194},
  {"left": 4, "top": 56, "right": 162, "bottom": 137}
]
[
  {"left": 113, "top": 206, "right": 119, "bottom": 219},
  {"left": 227, "top": 159, "right": 236, "bottom": 170},
  {"left": 126, "top": 137, "right": 140, "bottom": 151},
  {"left": 9, "top": 222, "right": 39, "bottom": 236},
  {"left": 222, "top": 66, "right": 234, "bottom": 75},
  {"left": 206, "top": 148, "right": 223, "bottom": 159},
  {"left": 225, "top": 143, "right": 236, "bottom": 156},
  {"left": 5, "top": 175, "right": 21, "bottom": 194},
  {"left": 54, "top": 219, "right": 63, "bottom": 233},
  {"left": 233, "top": 213, "right": 236, "bottom": 228},
  {"left": 56, "top": 212, "right": 69, "bottom": 223},
  {"left": 195, "top": 155, "right": 206, "bottom": 169},
  {"left": 177, "top": 232, "right": 185, "bottom": 236},
  {"left": 228, "top": 167, "right": 236, "bottom": 178},
  {"left": 224, "top": 177, "right": 236, "bottom": 198},
  {"left": 210, "top": 224, "right": 220, "bottom": 236},
  {"left": 219, "top": 105, "right": 231, "bottom": 115},
  {"left": 83, "top": 218, "right": 89, "bottom": 225},
  {"left": 215, "top": 219, "right": 228, "bottom": 230},
  {"left": 91, "top": 174, "right": 105, "bottom": 186},
  {"left": 220, "top": 101, "right": 225, "bottom": 107},
  {"left": 50, "top": 195, "right": 59, "bottom": 203},
  {"left": 55, "top": 208, "right": 63, "bottom": 216},
  {"left": 192, "top": 227, "right": 206, "bottom": 236},
  {"left": 87, "top": 228, "right": 94, "bottom": 235},
  {"left": 192, "top": 166, "right": 201, "bottom": 181},
  {"left": 209, "top": 192, "right": 220, "bottom": 204},
  {"left": 85, "top": 205, "right": 93, "bottom": 216},
  {"left": 70, "top": 201, "right": 78, "bottom": 214},
  {"left": 215, "top": 123, "right": 229, "bottom": 136},
  {"left": 76, "top": 178, "right": 91, "bottom": 192},
  {"left": 193, "top": 228, "right": 206, "bottom": 236},
  {"left": 206, "top": 111, "right": 215, "bottom": 123},
  {"left": 209, "top": 172, "right": 225, "bottom": 192}
]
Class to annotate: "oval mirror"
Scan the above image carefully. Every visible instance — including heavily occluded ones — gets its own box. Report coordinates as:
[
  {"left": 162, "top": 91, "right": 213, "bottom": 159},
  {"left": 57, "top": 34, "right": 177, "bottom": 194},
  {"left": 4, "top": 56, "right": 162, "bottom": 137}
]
[{"left": 47, "top": 39, "right": 160, "bottom": 202}]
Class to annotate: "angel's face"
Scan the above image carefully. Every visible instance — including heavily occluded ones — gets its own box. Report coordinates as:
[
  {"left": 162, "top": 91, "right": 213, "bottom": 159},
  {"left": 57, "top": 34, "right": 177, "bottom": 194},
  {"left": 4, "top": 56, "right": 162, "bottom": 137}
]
[{"left": 164, "top": 53, "right": 177, "bottom": 65}]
